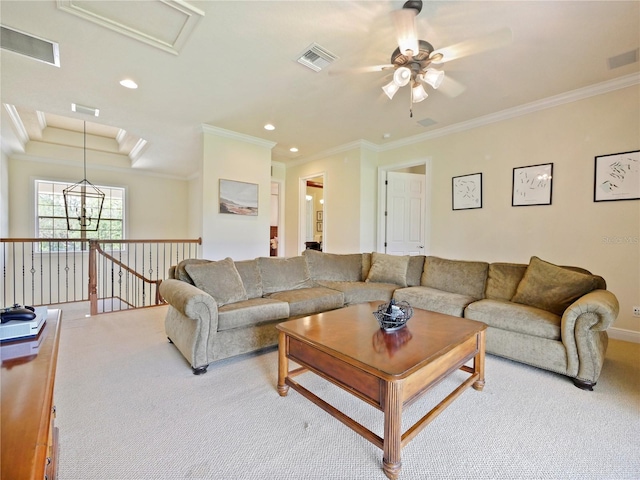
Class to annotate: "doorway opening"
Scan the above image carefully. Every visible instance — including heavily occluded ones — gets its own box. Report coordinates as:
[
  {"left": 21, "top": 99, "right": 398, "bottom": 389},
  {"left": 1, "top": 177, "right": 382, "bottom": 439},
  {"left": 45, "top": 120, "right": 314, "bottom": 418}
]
[
  {"left": 299, "top": 173, "right": 325, "bottom": 254},
  {"left": 377, "top": 160, "right": 431, "bottom": 255},
  {"left": 270, "top": 180, "right": 284, "bottom": 256}
]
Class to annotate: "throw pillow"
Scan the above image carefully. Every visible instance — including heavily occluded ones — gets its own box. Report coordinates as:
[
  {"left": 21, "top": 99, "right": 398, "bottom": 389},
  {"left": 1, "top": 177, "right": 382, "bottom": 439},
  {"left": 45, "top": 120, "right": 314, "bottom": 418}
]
[
  {"left": 511, "top": 256, "right": 599, "bottom": 316},
  {"left": 175, "top": 258, "right": 210, "bottom": 285},
  {"left": 185, "top": 258, "right": 248, "bottom": 307},
  {"left": 365, "top": 252, "right": 410, "bottom": 287}
]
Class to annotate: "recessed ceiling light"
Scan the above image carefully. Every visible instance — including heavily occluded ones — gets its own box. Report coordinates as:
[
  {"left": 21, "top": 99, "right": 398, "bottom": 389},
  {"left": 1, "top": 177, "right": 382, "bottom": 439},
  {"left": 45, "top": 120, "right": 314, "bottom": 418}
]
[
  {"left": 383, "top": 133, "right": 391, "bottom": 139},
  {"left": 119, "top": 79, "right": 138, "bottom": 89},
  {"left": 290, "top": 147, "right": 298, "bottom": 153},
  {"left": 264, "top": 124, "right": 275, "bottom": 131}
]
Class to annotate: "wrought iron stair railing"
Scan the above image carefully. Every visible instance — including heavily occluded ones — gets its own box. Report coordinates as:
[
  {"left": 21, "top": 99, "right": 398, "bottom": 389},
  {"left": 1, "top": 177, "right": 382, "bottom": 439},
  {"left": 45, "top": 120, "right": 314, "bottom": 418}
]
[{"left": 1, "top": 237, "right": 201, "bottom": 315}]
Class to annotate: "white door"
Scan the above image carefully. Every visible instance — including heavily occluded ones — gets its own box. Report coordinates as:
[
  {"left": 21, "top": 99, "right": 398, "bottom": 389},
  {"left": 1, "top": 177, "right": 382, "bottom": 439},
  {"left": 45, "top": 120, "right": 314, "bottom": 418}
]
[{"left": 385, "top": 171, "right": 426, "bottom": 255}]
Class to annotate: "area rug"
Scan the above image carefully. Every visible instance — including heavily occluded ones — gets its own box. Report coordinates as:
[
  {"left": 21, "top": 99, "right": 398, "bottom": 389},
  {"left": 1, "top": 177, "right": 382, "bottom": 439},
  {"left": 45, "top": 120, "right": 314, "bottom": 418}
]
[{"left": 54, "top": 306, "right": 640, "bottom": 479}]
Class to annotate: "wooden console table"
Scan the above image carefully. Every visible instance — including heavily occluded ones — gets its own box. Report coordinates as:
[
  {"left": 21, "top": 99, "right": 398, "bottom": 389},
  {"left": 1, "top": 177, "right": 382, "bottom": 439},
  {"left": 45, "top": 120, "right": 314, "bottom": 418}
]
[{"left": 1, "top": 309, "right": 62, "bottom": 480}]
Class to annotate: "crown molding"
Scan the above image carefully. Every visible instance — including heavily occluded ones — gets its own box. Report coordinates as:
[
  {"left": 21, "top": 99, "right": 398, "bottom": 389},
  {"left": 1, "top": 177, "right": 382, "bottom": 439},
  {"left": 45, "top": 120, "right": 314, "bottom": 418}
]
[
  {"left": 201, "top": 124, "right": 277, "bottom": 149},
  {"left": 379, "top": 73, "right": 640, "bottom": 152},
  {"left": 286, "top": 73, "right": 640, "bottom": 167}
]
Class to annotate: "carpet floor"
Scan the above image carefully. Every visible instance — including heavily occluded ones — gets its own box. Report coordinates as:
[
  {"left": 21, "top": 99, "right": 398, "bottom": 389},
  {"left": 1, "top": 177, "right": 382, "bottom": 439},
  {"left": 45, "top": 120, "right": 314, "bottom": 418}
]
[{"left": 54, "top": 305, "right": 640, "bottom": 480}]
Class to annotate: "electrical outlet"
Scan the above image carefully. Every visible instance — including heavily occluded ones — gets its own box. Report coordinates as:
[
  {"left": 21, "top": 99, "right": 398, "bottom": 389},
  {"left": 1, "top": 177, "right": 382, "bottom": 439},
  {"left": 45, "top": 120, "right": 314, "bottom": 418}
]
[{"left": 634, "top": 306, "right": 640, "bottom": 317}]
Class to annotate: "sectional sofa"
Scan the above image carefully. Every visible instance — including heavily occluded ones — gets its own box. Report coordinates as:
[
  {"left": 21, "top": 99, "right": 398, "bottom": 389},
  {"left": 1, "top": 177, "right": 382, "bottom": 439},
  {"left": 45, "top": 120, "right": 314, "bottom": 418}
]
[{"left": 158, "top": 250, "right": 619, "bottom": 390}]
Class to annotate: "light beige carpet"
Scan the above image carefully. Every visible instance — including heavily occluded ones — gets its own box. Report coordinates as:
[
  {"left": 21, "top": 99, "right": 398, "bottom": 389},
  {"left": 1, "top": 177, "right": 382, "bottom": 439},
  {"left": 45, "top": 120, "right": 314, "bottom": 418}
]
[{"left": 54, "top": 305, "right": 640, "bottom": 480}]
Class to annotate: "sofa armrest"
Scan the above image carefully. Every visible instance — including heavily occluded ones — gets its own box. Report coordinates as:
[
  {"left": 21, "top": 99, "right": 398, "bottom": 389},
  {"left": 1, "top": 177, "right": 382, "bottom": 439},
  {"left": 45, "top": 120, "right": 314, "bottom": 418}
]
[
  {"left": 160, "top": 279, "right": 218, "bottom": 320},
  {"left": 561, "top": 289, "right": 619, "bottom": 383},
  {"left": 159, "top": 279, "right": 219, "bottom": 371}
]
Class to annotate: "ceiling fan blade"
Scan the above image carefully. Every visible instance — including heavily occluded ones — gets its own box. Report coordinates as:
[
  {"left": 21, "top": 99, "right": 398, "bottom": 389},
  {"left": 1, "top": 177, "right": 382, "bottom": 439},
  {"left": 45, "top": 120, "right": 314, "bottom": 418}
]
[
  {"left": 438, "top": 75, "right": 467, "bottom": 98},
  {"left": 391, "top": 8, "right": 419, "bottom": 55},
  {"left": 329, "top": 64, "right": 394, "bottom": 75},
  {"left": 430, "top": 27, "right": 513, "bottom": 64}
]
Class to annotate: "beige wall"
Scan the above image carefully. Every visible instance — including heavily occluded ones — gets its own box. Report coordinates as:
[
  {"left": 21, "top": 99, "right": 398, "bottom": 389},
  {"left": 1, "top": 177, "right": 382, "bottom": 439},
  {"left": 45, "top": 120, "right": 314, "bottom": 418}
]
[
  {"left": 6, "top": 157, "right": 189, "bottom": 239},
  {"left": 201, "top": 127, "right": 274, "bottom": 260},
  {"left": 377, "top": 85, "right": 640, "bottom": 334},
  {"left": 285, "top": 148, "right": 363, "bottom": 255}
]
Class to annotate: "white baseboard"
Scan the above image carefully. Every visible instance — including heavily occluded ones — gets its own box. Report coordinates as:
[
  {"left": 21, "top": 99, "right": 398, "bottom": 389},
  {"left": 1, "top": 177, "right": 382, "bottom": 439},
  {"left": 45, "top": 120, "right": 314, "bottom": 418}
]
[{"left": 608, "top": 327, "right": 640, "bottom": 344}]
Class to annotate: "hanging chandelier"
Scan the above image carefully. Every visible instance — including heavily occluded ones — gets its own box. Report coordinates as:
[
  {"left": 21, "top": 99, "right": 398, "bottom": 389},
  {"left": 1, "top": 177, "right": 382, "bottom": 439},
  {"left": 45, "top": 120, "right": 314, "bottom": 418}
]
[{"left": 63, "top": 121, "right": 105, "bottom": 231}]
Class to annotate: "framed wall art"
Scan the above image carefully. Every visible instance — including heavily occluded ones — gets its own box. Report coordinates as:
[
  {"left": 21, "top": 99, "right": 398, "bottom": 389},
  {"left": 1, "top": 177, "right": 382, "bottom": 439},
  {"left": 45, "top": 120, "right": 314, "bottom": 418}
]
[
  {"left": 512, "top": 163, "right": 553, "bottom": 206},
  {"left": 316, "top": 222, "right": 323, "bottom": 232},
  {"left": 594, "top": 150, "right": 640, "bottom": 202},
  {"left": 452, "top": 172, "right": 482, "bottom": 210},
  {"left": 219, "top": 179, "right": 258, "bottom": 216}
]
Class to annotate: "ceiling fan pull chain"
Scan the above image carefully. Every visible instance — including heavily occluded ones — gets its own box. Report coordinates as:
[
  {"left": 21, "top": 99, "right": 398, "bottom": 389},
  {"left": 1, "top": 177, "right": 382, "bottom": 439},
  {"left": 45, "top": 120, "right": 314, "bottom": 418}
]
[{"left": 409, "top": 87, "right": 414, "bottom": 117}]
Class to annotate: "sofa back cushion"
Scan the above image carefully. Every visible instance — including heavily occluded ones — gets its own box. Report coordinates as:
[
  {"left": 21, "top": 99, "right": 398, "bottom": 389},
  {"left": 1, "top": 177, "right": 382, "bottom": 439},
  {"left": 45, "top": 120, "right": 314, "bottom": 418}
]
[
  {"left": 234, "top": 259, "right": 263, "bottom": 299},
  {"left": 258, "top": 256, "right": 315, "bottom": 294},
  {"left": 406, "top": 255, "right": 426, "bottom": 287},
  {"left": 511, "top": 256, "right": 600, "bottom": 316},
  {"left": 303, "top": 250, "right": 363, "bottom": 281},
  {"left": 485, "top": 263, "right": 528, "bottom": 301},
  {"left": 362, "top": 253, "right": 372, "bottom": 280},
  {"left": 365, "top": 252, "right": 410, "bottom": 287},
  {"left": 421, "top": 256, "right": 489, "bottom": 299},
  {"left": 185, "top": 258, "right": 248, "bottom": 306}
]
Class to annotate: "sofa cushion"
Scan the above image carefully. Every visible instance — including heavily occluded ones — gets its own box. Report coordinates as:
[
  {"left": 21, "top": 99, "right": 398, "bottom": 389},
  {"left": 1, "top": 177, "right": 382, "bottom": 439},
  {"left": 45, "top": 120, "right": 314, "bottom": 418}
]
[
  {"left": 406, "top": 255, "right": 426, "bottom": 287},
  {"left": 185, "top": 258, "right": 248, "bottom": 307},
  {"left": 485, "top": 263, "right": 527, "bottom": 301},
  {"left": 362, "top": 252, "right": 372, "bottom": 280},
  {"left": 175, "top": 258, "right": 211, "bottom": 284},
  {"left": 366, "top": 252, "right": 409, "bottom": 287},
  {"left": 258, "top": 256, "right": 314, "bottom": 294},
  {"left": 421, "top": 256, "right": 489, "bottom": 299},
  {"left": 393, "top": 286, "right": 475, "bottom": 317},
  {"left": 303, "top": 250, "right": 362, "bottom": 281},
  {"left": 234, "top": 259, "right": 263, "bottom": 299},
  {"left": 511, "top": 256, "right": 599, "bottom": 316},
  {"left": 465, "top": 299, "right": 561, "bottom": 341},
  {"left": 266, "top": 287, "right": 344, "bottom": 317},
  {"left": 217, "top": 297, "right": 289, "bottom": 331},
  {"left": 317, "top": 280, "right": 397, "bottom": 305}
]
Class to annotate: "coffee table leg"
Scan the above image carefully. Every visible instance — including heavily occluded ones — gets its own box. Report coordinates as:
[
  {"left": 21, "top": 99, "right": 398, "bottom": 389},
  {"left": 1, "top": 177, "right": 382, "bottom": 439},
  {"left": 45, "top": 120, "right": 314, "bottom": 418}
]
[
  {"left": 472, "top": 329, "right": 486, "bottom": 391},
  {"left": 383, "top": 381, "right": 402, "bottom": 480},
  {"left": 277, "top": 331, "right": 289, "bottom": 396}
]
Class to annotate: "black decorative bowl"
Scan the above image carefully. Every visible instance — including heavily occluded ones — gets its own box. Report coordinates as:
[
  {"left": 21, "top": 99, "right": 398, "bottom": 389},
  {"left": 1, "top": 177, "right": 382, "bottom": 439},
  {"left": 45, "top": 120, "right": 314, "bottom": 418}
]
[{"left": 373, "top": 301, "right": 413, "bottom": 331}]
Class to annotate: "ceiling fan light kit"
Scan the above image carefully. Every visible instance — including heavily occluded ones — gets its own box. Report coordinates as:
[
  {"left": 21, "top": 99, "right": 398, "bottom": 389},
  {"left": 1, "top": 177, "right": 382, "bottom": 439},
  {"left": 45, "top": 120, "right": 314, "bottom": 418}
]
[{"left": 380, "top": 1, "right": 448, "bottom": 115}]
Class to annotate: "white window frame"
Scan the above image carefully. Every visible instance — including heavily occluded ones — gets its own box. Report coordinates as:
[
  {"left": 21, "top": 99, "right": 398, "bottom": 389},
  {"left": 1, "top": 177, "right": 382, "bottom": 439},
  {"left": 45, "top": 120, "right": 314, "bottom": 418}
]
[{"left": 35, "top": 179, "right": 126, "bottom": 251}]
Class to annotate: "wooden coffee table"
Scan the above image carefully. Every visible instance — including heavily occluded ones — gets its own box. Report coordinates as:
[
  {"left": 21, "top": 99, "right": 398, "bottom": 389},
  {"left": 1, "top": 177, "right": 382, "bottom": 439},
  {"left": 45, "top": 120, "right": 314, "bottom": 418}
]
[{"left": 277, "top": 301, "right": 486, "bottom": 480}]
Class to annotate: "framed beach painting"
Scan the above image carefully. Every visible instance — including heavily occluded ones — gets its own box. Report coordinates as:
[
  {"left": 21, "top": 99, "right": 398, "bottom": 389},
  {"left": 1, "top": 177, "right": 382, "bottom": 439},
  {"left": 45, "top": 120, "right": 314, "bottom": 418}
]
[
  {"left": 219, "top": 179, "right": 258, "bottom": 215},
  {"left": 512, "top": 163, "right": 553, "bottom": 206},
  {"left": 594, "top": 150, "right": 640, "bottom": 202},
  {"left": 452, "top": 173, "right": 482, "bottom": 210}
]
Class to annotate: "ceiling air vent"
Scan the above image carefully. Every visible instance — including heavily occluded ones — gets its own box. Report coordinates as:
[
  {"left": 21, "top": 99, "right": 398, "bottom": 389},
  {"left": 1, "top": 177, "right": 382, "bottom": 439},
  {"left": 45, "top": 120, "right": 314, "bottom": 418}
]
[
  {"left": 296, "top": 43, "right": 338, "bottom": 72},
  {"left": 417, "top": 118, "right": 438, "bottom": 128},
  {"left": 1, "top": 25, "right": 60, "bottom": 67},
  {"left": 607, "top": 49, "right": 639, "bottom": 70}
]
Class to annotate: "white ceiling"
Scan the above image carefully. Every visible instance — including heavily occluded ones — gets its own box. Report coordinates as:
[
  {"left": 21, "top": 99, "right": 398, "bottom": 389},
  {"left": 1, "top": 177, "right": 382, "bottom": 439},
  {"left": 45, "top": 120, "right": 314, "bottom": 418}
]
[{"left": 1, "top": 1, "right": 639, "bottom": 179}]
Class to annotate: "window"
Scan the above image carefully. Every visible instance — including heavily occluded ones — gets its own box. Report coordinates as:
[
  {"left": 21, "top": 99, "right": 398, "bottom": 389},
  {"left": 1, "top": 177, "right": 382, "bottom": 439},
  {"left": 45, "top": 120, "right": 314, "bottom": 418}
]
[{"left": 36, "top": 180, "right": 125, "bottom": 250}]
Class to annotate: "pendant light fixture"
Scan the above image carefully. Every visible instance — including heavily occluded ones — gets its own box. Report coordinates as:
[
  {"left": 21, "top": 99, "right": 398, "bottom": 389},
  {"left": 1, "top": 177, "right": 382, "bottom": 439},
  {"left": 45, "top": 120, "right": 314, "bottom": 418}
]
[{"left": 63, "top": 121, "right": 105, "bottom": 231}]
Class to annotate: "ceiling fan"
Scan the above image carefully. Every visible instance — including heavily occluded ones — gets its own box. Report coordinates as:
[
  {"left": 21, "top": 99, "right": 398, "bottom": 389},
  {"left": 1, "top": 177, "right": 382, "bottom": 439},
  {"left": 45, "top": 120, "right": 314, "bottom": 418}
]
[{"left": 333, "top": 0, "right": 512, "bottom": 117}]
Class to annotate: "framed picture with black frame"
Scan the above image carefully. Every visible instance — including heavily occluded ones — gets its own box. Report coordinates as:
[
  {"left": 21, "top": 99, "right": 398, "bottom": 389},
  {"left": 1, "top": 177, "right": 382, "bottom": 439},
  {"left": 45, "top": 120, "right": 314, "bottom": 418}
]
[
  {"left": 512, "top": 163, "right": 553, "bottom": 206},
  {"left": 452, "top": 172, "right": 482, "bottom": 210},
  {"left": 594, "top": 150, "right": 640, "bottom": 202}
]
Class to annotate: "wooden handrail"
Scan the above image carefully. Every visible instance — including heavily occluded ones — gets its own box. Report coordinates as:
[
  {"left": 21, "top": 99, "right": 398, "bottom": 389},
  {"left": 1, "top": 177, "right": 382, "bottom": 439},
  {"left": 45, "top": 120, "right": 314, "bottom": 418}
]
[{"left": 1, "top": 237, "right": 202, "bottom": 244}]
